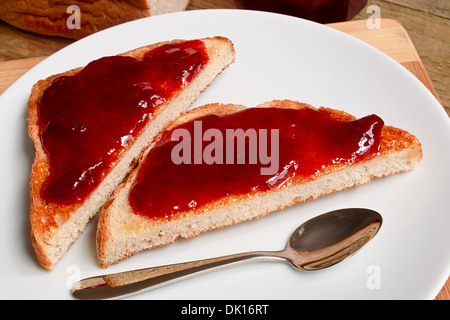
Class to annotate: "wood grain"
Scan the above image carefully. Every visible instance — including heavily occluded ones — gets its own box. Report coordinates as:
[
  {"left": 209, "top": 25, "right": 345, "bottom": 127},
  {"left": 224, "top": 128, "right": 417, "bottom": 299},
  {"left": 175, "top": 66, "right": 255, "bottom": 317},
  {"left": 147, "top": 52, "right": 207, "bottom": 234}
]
[
  {"left": 353, "top": 0, "right": 450, "bottom": 117},
  {"left": 436, "top": 277, "right": 450, "bottom": 300},
  {"left": 0, "top": 57, "right": 45, "bottom": 94},
  {"left": 380, "top": 0, "right": 450, "bottom": 19},
  {"left": 328, "top": 19, "right": 442, "bottom": 104}
]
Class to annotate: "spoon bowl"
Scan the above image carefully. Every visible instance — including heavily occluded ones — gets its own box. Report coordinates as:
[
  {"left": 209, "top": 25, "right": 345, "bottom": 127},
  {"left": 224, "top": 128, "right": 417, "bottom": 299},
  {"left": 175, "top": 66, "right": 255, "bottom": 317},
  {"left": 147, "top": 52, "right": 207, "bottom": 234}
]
[
  {"left": 285, "top": 208, "right": 382, "bottom": 270},
  {"left": 72, "top": 208, "right": 382, "bottom": 299}
]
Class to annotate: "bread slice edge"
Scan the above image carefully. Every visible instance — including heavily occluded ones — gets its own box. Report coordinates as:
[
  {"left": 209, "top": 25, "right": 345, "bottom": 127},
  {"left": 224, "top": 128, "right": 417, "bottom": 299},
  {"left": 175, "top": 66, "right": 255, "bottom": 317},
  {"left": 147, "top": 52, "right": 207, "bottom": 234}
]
[
  {"left": 96, "top": 100, "right": 423, "bottom": 268},
  {"left": 28, "top": 37, "right": 235, "bottom": 270}
]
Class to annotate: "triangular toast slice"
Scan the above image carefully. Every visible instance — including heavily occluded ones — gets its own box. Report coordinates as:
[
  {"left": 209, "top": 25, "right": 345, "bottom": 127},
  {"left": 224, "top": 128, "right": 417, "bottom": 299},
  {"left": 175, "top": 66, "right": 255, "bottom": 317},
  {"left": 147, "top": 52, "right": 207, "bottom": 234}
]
[
  {"left": 97, "top": 100, "right": 422, "bottom": 268},
  {"left": 28, "top": 37, "right": 235, "bottom": 270}
]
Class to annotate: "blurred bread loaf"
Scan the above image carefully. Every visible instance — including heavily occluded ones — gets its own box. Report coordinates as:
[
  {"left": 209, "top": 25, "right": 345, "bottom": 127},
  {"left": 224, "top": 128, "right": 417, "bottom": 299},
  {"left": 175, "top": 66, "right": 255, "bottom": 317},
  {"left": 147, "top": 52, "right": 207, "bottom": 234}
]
[{"left": 0, "top": 0, "right": 189, "bottom": 39}]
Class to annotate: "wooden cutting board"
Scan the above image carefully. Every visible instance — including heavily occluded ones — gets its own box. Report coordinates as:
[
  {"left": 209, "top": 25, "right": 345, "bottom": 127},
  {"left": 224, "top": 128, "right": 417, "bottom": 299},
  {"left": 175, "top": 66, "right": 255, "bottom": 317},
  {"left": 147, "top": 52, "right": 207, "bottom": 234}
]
[
  {"left": 0, "top": 19, "right": 442, "bottom": 105},
  {"left": 0, "top": 18, "right": 447, "bottom": 299}
]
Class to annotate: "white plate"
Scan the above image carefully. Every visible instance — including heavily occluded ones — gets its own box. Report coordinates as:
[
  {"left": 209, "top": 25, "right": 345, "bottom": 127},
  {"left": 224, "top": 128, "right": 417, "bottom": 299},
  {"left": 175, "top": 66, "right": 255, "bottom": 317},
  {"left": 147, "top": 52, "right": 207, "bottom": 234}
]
[{"left": 0, "top": 9, "right": 449, "bottom": 300}]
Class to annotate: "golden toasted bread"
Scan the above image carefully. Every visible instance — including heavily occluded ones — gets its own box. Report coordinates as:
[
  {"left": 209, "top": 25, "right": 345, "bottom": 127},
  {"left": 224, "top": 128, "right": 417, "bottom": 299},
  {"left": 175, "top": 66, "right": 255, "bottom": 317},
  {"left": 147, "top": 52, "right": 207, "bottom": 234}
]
[
  {"left": 28, "top": 37, "right": 235, "bottom": 270},
  {"left": 97, "top": 100, "right": 422, "bottom": 268}
]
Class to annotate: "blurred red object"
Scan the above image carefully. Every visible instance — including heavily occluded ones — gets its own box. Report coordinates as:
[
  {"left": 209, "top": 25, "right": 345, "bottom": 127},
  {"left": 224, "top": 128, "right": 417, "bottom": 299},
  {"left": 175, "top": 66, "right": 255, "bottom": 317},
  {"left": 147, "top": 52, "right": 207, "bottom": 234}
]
[{"left": 244, "top": 0, "right": 368, "bottom": 23}]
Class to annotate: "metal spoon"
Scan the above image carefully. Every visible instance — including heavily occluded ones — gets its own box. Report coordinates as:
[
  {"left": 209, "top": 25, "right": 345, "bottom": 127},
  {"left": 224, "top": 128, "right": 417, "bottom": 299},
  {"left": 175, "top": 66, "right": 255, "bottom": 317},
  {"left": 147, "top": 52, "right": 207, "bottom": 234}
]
[{"left": 71, "top": 208, "right": 382, "bottom": 300}]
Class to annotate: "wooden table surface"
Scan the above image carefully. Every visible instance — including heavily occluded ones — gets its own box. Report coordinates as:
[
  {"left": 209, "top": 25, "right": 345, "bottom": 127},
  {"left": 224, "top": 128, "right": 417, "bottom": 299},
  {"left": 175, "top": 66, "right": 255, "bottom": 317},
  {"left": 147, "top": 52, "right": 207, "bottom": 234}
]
[{"left": 0, "top": 0, "right": 449, "bottom": 300}]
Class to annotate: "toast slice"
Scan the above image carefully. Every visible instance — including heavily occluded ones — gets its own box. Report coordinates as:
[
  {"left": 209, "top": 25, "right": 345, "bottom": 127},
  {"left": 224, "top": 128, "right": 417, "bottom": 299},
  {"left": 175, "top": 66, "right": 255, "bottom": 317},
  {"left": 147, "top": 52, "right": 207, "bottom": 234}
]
[
  {"left": 97, "top": 100, "right": 422, "bottom": 268},
  {"left": 28, "top": 37, "right": 235, "bottom": 270}
]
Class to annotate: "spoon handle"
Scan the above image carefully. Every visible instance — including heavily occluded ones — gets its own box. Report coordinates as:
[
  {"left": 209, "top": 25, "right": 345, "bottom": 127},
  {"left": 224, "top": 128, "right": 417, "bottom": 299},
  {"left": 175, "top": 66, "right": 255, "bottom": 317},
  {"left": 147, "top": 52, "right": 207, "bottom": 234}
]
[{"left": 72, "top": 250, "right": 286, "bottom": 300}]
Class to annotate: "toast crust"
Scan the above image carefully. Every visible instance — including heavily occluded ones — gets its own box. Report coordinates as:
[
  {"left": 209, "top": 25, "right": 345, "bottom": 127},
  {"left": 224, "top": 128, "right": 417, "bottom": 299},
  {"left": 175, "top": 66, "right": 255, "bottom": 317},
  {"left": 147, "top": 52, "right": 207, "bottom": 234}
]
[
  {"left": 28, "top": 37, "right": 235, "bottom": 270},
  {"left": 97, "top": 100, "right": 422, "bottom": 267},
  {"left": 0, "top": 0, "right": 190, "bottom": 40}
]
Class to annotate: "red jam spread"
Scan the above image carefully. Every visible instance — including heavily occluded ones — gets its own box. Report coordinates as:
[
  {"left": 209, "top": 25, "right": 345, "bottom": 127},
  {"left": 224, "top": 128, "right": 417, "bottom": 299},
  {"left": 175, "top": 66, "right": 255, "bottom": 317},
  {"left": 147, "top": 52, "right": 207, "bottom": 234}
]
[
  {"left": 38, "top": 40, "right": 208, "bottom": 205},
  {"left": 129, "top": 107, "right": 384, "bottom": 219}
]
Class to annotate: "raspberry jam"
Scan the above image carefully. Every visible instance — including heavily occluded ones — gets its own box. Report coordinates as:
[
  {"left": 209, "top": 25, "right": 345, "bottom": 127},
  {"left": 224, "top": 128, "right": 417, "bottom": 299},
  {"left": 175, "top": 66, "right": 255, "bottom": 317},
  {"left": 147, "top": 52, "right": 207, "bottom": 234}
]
[
  {"left": 38, "top": 40, "right": 208, "bottom": 205},
  {"left": 129, "top": 107, "right": 384, "bottom": 219}
]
